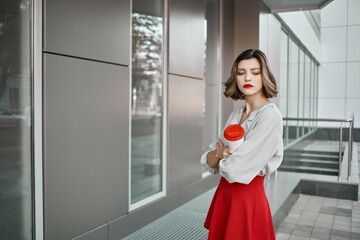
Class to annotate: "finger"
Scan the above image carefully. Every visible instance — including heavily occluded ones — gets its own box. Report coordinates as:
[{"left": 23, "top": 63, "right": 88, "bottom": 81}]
[
  {"left": 223, "top": 146, "right": 232, "bottom": 152},
  {"left": 217, "top": 138, "right": 224, "bottom": 147}
]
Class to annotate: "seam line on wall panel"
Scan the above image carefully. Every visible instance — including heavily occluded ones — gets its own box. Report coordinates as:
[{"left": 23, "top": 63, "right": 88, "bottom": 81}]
[
  {"left": 43, "top": 51, "right": 129, "bottom": 67},
  {"left": 168, "top": 72, "right": 203, "bottom": 80},
  {"left": 345, "top": 0, "right": 349, "bottom": 119}
]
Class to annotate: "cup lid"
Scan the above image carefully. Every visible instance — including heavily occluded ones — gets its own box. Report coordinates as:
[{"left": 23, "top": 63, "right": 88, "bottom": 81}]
[{"left": 224, "top": 124, "right": 245, "bottom": 141}]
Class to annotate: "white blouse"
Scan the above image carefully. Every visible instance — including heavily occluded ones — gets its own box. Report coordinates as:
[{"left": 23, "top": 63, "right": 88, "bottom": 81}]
[{"left": 200, "top": 103, "right": 284, "bottom": 184}]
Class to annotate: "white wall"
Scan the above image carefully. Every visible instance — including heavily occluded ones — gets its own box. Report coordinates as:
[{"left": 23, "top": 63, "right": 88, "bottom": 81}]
[{"left": 319, "top": 0, "right": 360, "bottom": 128}]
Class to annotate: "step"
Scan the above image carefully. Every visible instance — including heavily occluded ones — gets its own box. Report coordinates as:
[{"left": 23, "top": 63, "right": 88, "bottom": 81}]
[
  {"left": 284, "top": 152, "right": 340, "bottom": 161},
  {"left": 286, "top": 148, "right": 343, "bottom": 156},
  {"left": 278, "top": 166, "right": 338, "bottom": 176},
  {"left": 281, "top": 158, "right": 339, "bottom": 169}
]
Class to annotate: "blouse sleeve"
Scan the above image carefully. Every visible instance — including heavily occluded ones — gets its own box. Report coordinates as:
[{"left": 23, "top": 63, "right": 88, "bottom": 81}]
[
  {"left": 200, "top": 110, "right": 238, "bottom": 174},
  {"left": 200, "top": 142, "right": 219, "bottom": 174},
  {"left": 219, "top": 110, "right": 283, "bottom": 184}
]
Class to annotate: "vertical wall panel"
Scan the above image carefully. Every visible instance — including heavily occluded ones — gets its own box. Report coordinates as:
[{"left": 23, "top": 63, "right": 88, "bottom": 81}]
[
  {"left": 168, "top": 74, "right": 204, "bottom": 193},
  {"left": 234, "top": 0, "right": 260, "bottom": 54},
  {"left": 45, "top": 0, "right": 130, "bottom": 65},
  {"left": 169, "top": 0, "right": 205, "bottom": 79},
  {"left": 44, "top": 54, "right": 129, "bottom": 240}
]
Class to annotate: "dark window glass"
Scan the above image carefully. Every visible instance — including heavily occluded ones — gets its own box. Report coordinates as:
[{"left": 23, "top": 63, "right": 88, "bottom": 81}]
[{"left": 0, "top": 0, "right": 33, "bottom": 239}]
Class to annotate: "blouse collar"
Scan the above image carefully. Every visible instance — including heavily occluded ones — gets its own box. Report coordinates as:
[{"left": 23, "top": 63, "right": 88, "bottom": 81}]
[{"left": 238, "top": 102, "right": 275, "bottom": 129}]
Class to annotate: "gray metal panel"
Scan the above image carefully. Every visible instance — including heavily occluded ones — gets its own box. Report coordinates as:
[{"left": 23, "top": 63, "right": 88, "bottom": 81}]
[
  {"left": 109, "top": 191, "right": 180, "bottom": 239},
  {"left": 169, "top": 0, "right": 205, "bottom": 79},
  {"left": 72, "top": 224, "right": 108, "bottom": 240},
  {"left": 44, "top": 0, "right": 130, "bottom": 65},
  {"left": 168, "top": 74, "right": 204, "bottom": 193},
  {"left": 44, "top": 54, "right": 129, "bottom": 240},
  {"left": 180, "top": 175, "right": 220, "bottom": 205}
]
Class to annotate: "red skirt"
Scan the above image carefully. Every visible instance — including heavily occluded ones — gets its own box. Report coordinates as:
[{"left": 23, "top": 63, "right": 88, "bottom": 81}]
[{"left": 204, "top": 176, "right": 275, "bottom": 240}]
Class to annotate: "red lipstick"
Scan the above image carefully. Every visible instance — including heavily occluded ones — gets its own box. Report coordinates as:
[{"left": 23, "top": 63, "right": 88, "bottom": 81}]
[{"left": 244, "top": 84, "right": 253, "bottom": 88}]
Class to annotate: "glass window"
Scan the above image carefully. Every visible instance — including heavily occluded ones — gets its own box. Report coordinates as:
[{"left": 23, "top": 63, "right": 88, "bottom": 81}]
[
  {"left": 304, "top": 55, "right": 311, "bottom": 132},
  {"left": 202, "top": 0, "right": 220, "bottom": 174},
  {"left": 288, "top": 38, "right": 299, "bottom": 143},
  {"left": 131, "top": 0, "right": 164, "bottom": 204},
  {"left": 309, "top": 60, "right": 314, "bottom": 129},
  {"left": 311, "top": 61, "right": 317, "bottom": 127},
  {"left": 299, "top": 49, "right": 305, "bottom": 137},
  {"left": 315, "top": 64, "right": 319, "bottom": 120},
  {"left": 279, "top": 30, "right": 288, "bottom": 119},
  {"left": 288, "top": 38, "right": 299, "bottom": 118},
  {"left": 279, "top": 28, "right": 319, "bottom": 141},
  {"left": 0, "top": 0, "right": 33, "bottom": 238}
]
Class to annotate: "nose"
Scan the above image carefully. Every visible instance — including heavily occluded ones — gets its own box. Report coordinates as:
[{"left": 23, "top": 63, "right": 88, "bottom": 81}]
[{"left": 245, "top": 73, "right": 251, "bottom": 81}]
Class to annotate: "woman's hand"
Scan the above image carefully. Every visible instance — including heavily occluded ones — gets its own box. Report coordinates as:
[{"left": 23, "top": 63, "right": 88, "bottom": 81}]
[
  {"left": 206, "top": 139, "right": 233, "bottom": 168},
  {"left": 215, "top": 138, "right": 233, "bottom": 159}
]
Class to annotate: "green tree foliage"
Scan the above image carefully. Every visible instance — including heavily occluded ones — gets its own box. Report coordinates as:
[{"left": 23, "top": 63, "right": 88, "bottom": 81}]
[{"left": 132, "top": 13, "right": 162, "bottom": 95}]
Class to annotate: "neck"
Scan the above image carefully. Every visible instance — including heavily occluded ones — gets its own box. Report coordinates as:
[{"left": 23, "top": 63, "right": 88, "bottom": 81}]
[{"left": 244, "top": 94, "right": 270, "bottom": 114}]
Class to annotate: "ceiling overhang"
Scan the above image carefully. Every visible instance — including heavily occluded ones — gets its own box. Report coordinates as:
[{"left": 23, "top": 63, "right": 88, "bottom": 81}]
[{"left": 262, "top": 0, "right": 333, "bottom": 13}]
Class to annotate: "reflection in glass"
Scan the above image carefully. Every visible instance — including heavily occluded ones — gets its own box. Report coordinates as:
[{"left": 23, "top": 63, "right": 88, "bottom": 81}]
[
  {"left": 0, "top": 0, "right": 33, "bottom": 239},
  {"left": 131, "top": 0, "right": 164, "bottom": 204}
]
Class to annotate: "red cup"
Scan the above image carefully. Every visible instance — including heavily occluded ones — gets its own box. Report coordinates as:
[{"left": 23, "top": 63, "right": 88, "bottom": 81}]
[{"left": 224, "top": 124, "right": 245, "bottom": 151}]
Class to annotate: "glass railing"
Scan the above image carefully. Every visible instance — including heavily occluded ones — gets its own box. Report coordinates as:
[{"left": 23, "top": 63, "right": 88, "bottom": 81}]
[{"left": 281, "top": 113, "right": 355, "bottom": 181}]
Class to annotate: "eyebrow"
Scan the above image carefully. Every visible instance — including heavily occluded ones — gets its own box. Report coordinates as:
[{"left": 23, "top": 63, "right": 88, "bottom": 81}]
[{"left": 237, "top": 68, "right": 260, "bottom": 71}]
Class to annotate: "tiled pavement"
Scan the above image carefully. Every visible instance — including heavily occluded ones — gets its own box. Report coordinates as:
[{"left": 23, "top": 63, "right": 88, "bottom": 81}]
[
  {"left": 275, "top": 194, "right": 360, "bottom": 240},
  {"left": 275, "top": 143, "right": 360, "bottom": 240}
]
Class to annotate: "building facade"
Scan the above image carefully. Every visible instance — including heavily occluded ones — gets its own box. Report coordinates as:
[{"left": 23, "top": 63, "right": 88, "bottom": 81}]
[{"left": 1, "top": 0, "right": 359, "bottom": 239}]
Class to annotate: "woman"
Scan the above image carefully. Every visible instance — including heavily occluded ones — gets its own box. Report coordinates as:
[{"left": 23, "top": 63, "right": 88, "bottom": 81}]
[{"left": 201, "top": 49, "right": 283, "bottom": 240}]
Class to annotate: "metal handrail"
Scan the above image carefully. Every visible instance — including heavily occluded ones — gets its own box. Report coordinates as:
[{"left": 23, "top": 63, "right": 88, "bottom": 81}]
[
  {"left": 284, "top": 117, "right": 353, "bottom": 123},
  {"left": 283, "top": 114, "right": 355, "bottom": 182},
  {"left": 348, "top": 113, "right": 355, "bottom": 181}
]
